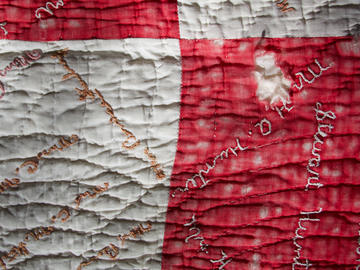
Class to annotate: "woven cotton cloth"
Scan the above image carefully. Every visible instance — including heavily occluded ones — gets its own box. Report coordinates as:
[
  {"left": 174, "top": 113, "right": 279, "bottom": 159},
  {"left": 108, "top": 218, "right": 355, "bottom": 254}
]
[{"left": 0, "top": 1, "right": 359, "bottom": 270}]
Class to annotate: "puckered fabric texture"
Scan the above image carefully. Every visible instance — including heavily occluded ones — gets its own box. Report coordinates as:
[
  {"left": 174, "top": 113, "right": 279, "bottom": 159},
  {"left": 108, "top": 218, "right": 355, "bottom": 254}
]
[{"left": 0, "top": 1, "right": 359, "bottom": 270}]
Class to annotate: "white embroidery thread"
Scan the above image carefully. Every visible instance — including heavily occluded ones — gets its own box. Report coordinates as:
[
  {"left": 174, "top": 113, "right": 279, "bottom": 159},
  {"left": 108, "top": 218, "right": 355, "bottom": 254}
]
[
  {"left": 0, "top": 22, "right": 8, "bottom": 36},
  {"left": 255, "top": 118, "right": 272, "bottom": 136},
  {"left": 210, "top": 250, "right": 233, "bottom": 270},
  {"left": 172, "top": 138, "right": 247, "bottom": 197},
  {"left": 292, "top": 208, "right": 322, "bottom": 270},
  {"left": 35, "top": 0, "right": 64, "bottom": 19},
  {"left": 305, "top": 102, "right": 336, "bottom": 190},
  {"left": 184, "top": 214, "right": 231, "bottom": 269},
  {"left": 293, "top": 59, "right": 332, "bottom": 91}
]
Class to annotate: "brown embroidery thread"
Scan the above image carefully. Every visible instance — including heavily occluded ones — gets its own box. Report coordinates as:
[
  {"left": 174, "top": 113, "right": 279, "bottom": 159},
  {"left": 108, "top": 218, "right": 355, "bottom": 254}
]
[
  {"left": 51, "top": 49, "right": 95, "bottom": 101},
  {"left": 1, "top": 242, "right": 29, "bottom": 265},
  {"left": 52, "top": 49, "right": 140, "bottom": 149},
  {"left": 275, "top": 0, "right": 295, "bottom": 12},
  {"left": 16, "top": 134, "right": 79, "bottom": 174},
  {"left": 75, "top": 182, "right": 109, "bottom": 208},
  {"left": 24, "top": 227, "right": 54, "bottom": 242},
  {"left": 94, "top": 89, "right": 140, "bottom": 149},
  {"left": 0, "top": 178, "right": 20, "bottom": 193},
  {"left": 117, "top": 221, "right": 152, "bottom": 246},
  {"left": 0, "top": 226, "right": 54, "bottom": 269},
  {"left": 77, "top": 243, "right": 119, "bottom": 270},
  {"left": 144, "top": 147, "right": 165, "bottom": 180},
  {"left": 51, "top": 207, "right": 71, "bottom": 223}
]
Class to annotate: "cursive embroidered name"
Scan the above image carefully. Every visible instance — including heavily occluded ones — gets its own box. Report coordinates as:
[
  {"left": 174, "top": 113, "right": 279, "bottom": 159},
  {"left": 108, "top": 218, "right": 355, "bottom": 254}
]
[
  {"left": 51, "top": 207, "right": 71, "bottom": 223},
  {"left": 52, "top": 49, "right": 165, "bottom": 179},
  {"left": 275, "top": 0, "right": 296, "bottom": 12},
  {"left": 94, "top": 89, "right": 140, "bottom": 149},
  {"left": 292, "top": 208, "right": 322, "bottom": 270},
  {"left": 0, "top": 178, "right": 19, "bottom": 193},
  {"left": 0, "top": 226, "right": 54, "bottom": 269},
  {"left": 210, "top": 250, "right": 233, "bottom": 270},
  {"left": 77, "top": 243, "right": 119, "bottom": 269},
  {"left": 117, "top": 221, "right": 152, "bottom": 246},
  {"left": 75, "top": 183, "right": 109, "bottom": 208},
  {"left": 184, "top": 214, "right": 209, "bottom": 253},
  {"left": 293, "top": 59, "right": 332, "bottom": 91},
  {"left": 16, "top": 134, "right": 79, "bottom": 174},
  {"left": 184, "top": 214, "right": 232, "bottom": 269},
  {"left": 35, "top": 0, "right": 64, "bottom": 19},
  {"left": 144, "top": 147, "right": 165, "bottom": 180},
  {"left": 173, "top": 138, "right": 247, "bottom": 196},
  {"left": 305, "top": 102, "right": 336, "bottom": 190},
  {"left": 51, "top": 49, "right": 141, "bottom": 149}
]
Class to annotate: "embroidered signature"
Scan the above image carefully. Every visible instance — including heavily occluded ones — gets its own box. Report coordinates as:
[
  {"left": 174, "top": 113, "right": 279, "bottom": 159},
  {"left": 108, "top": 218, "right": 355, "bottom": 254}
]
[
  {"left": 35, "top": 0, "right": 65, "bottom": 19},
  {"left": 16, "top": 134, "right": 79, "bottom": 174},
  {"left": 77, "top": 243, "right": 119, "bottom": 270},
  {"left": 51, "top": 49, "right": 140, "bottom": 149},
  {"left": 75, "top": 182, "right": 109, "bottom": 208},
  {"left": 184, "top": 214, "right": 232, "bottom": 269},
  {"left": 0, "top": 178, "right": 19, "bottom": 193},
  {"left": 305, "top": 102, "right": 336, "bottom": 190},
  {"left": 117, "top": 221, "right": 152, "bottom": 246},
  {"left": 0, "top": 49, "right": 42, "bottom": 100},
  {"left": 52, "top": 49, "right": 165, "bottom": 179},
  {"left": 293, "top": 59, "right": 332, "bottom": 91},
  {"left": 0, "top": 226, "right": 54, "bottom": 270},
  {"left": 172, "top": 138, "right": 247, "bottom": 197},
  {"left": 275, "top": 0, "right": 295, "bottom": 12},
  {"left": 292, "top": 208, "right": 322, "bottom": 270},
  {"left": 144, "top": 147, "right": 165, "bottom": 180}
]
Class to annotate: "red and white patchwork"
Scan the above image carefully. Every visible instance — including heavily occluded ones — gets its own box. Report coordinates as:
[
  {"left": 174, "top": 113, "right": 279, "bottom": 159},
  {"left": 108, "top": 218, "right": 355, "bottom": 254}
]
[
  {"left": 0, "top": 1, "right": 359, "bottom": 270},
  {"left": 162, "top": 37, "right": 360, "bottom": 270}
]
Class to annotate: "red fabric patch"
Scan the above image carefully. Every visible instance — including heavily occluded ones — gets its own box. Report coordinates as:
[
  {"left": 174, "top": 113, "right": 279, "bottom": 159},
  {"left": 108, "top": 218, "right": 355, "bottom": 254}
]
[
  {"left": 0, "top": 0, "right": 179, "bottom": 40},
  {"left": 162, "top": 37, "right": 360, "bottom": 269}
]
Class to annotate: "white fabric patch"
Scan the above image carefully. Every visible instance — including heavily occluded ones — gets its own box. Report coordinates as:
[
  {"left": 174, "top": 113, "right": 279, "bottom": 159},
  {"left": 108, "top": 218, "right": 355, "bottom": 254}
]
[
  {"left": 0, "top": 39, "right": 181, "bottom": 270},
  {"left": 178, "top": 0, "right": 360, "bottom": 39}
]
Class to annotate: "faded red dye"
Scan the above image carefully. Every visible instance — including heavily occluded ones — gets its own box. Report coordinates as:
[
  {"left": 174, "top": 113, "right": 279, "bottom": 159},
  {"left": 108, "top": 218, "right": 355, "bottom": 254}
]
[
  {"left": 0, "top": 0, "right": 179, "bottom": 40},
  {"left": 162, "top": 37, "right": 360, "bottom": 270}
]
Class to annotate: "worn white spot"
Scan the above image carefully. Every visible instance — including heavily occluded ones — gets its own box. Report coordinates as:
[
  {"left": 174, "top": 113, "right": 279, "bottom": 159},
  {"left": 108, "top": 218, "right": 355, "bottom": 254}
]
[
  {"left": 68, "top": 20, "right": 81, "bottom": 28},
  {"left": 254, "top": 154, "right": 263, "bottom": 165},
  {"left": 335, "top": 105, "right": 344, "bottom": 113},
  {"left": 253, "top": 52, "right": 291, "bottom": 108},
  {"left": 322, "top": 167, "right": 329, "bottom": 176},
  {"left": 198, "top": 119, "right": 206, "bottom": 127},
  {"left": 250, "top": 253, "right": 261, "bottom": 270},
  {"left": 303, "top": 142, "right": 312, "bottom": 151},
  {"left": 224, "top": 183, "right": 233, "bottom": 193},
  {"left": 238, "top": 42, "right": 249, "bottom": 51},
  {"left": 213, "top": 39, "right": 224, "bottom": 47},
  {"left": 326, "top": 138, "right": 333, "bottom": 147},
  {"left": 196, "top": 141, "right": 209, "bottom": 149},
  {"left": 241, "top": 185, "right": 252, "bottom": 195},
  {"left": 259, "top": 206, "right": 269, "bottom": 219}
]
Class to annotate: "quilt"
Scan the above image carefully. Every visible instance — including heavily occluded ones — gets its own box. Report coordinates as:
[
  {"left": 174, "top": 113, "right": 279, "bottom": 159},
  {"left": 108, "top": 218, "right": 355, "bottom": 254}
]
[{"left": 0, "top": 1, "right": 360, "bottom": 269}]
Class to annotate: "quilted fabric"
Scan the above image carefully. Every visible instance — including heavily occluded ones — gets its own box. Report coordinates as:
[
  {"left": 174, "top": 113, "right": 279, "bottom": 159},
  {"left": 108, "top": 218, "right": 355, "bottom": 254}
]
[{"left": 0, "top": 1, "right": 359, "bottom": 270}]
